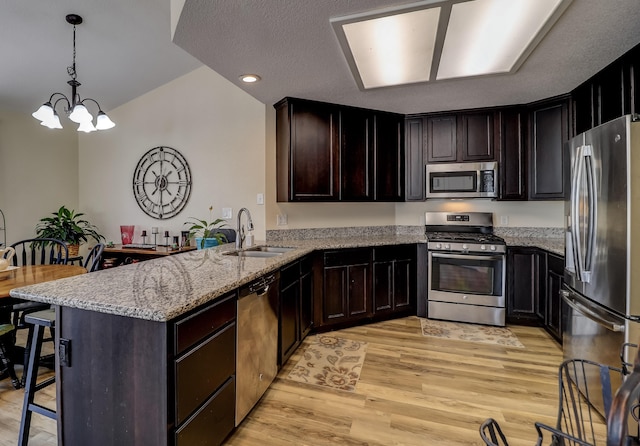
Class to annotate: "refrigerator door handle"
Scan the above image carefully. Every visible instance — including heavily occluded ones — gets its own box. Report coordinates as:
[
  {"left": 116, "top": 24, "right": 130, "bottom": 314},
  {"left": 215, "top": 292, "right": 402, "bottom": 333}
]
[
  {"left": 582, "top": 145, "right": 596, "bottom": 283},
  {"left": 561, "top": 290, "right": 624, "bottom": 332},
  {"left": 571, "top": 145, "right": 585, "bottom": 282}
]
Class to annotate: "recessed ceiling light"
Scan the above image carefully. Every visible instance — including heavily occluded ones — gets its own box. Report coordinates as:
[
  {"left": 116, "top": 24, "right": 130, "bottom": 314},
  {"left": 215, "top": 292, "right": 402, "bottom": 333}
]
[
  {"left": 331, "top": 0, "right": 572, "bottom": 90},
  {"left": 239, "top": 74, "right": 261, "bottom": 83}
]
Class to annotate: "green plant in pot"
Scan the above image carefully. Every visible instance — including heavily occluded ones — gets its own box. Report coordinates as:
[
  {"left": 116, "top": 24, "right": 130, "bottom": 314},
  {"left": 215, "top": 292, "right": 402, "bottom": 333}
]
[
  {"left": 184, "top": 206, "right": 228, "bottom": 250},
  {"left": 35, "top": 206, "right": 105, "bottom": 257}
]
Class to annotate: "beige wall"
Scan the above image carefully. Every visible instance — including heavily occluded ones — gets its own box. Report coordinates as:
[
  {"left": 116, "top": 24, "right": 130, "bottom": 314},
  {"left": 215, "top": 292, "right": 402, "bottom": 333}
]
[
  {"left": 78, "top": 66, "right": 267, "bottom": 245},
  {"left": 0, "top": 110, "right": 78, "bottom": 245}
]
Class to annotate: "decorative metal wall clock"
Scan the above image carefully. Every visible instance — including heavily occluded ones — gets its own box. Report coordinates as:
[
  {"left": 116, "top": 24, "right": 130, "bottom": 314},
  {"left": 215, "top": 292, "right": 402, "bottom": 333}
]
[{"left": 132, "top": 146, "right": 192, "bottom": 220}]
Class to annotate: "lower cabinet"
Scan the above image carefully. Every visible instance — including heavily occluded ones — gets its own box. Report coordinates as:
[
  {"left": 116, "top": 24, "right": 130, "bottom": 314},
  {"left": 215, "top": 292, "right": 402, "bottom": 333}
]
[
  {"left": 372, "top": 245, "right": 416, "bottom": 316},
  {"left": 315, "top": 246, "right": 417, "bottom": 329},
  {"left": 57, "top": 291, "right": 237, "bottom": 446},
  {"left": 507, "top": 247, "right": 564, "bottom": 342},
  {"left": 279, "top": 256, "right": 313, "bottom": 366},
  {"left": 321, "top": 248, "right": 373, "bottom": 326}
]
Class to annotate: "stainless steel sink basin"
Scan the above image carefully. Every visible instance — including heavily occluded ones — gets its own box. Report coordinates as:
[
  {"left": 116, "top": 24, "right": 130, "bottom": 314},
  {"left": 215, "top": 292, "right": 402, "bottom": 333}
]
[
  {"left": 245, "top": 246, "right": 295, "bottom": 253},
  {"left": 223, "top": 250, "right": 283, "bottom": 258},
  {"left": 222, "top": 245, "right": 296, "bottom": 258}
]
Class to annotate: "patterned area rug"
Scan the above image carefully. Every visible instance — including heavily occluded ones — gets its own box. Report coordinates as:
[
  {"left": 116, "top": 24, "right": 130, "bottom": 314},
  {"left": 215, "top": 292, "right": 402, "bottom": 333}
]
[
  {"left": 287, "top": 335, "right": 368, "bottom": 392},
  {"left": 420, "top": 318, "right": 525, "bottom": 348}
]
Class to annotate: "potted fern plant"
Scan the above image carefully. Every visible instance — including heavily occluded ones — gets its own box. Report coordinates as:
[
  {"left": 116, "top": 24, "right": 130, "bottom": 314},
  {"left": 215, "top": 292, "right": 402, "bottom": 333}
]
[
  {"left": 184, "top": 206, "right": 228, "bottom": 250},
  {"left": 35, "top": 206, "right": 105, "bottom": 257}
]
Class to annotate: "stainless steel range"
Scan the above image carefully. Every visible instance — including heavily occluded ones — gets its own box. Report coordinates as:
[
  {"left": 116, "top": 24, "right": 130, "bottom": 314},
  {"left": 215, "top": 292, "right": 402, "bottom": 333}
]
[{"left": 425, "top": 211, "right": 506, "bottom": 327}]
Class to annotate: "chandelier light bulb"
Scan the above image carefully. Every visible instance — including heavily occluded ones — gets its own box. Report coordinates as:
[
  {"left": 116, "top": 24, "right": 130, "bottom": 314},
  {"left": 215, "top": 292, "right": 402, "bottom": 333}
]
[
  {"left": 41, "top": 112, "right": 63, "bottom": 129},
  {"left": 77, "top": 120, "right": 96, "bottom": 133},
  {"left": 95, "top": 111, "right": 116, "bottom": 130},
  {"left": 69, "top": 104, "right": 92, "bottom": 123},
  {"left": 32, "top": 102, "right": 54, "bottom": 122}
]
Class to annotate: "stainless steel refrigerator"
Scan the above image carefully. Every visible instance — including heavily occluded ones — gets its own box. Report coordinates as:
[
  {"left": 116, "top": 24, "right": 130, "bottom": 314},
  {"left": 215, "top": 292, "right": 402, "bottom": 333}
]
[{"left": 563, "top": 115, "right": 640, "bottom": 402}]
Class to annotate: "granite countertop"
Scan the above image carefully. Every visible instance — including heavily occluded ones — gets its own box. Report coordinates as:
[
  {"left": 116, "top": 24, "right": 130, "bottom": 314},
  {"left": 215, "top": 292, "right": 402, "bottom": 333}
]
[
  {"left": 9, "top": 235, "right": 425, "bottom": 322},
  {"left": 9, "top": 232, "right": 562, "bottom": 322}
]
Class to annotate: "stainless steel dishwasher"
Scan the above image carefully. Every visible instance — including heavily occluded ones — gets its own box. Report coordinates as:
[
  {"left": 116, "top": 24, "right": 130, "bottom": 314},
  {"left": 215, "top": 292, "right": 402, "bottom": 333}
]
[{"left": 235, "top": 272, "right": 279, "bottom": 425}]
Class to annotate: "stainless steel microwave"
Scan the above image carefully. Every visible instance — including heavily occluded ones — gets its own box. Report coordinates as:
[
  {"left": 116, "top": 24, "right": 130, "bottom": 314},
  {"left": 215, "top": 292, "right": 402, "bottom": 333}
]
[{"left": 426, "top": 161, "right": 498, "bottom": 199}]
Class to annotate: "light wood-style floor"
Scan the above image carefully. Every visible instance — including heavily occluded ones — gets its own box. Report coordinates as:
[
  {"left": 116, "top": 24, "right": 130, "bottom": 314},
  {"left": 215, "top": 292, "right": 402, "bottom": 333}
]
[{"left": 0, "top": 316, "right": 587, "bottom": 445}]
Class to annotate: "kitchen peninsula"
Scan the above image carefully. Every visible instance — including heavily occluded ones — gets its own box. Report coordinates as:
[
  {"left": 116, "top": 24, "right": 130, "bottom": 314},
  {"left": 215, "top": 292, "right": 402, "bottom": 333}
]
[{"left": 9, "top": 230, "right": 562, "bottom": 445}]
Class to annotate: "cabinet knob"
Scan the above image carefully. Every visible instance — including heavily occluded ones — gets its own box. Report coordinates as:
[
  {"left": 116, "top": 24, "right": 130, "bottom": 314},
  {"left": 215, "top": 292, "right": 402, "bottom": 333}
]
[{"left": 259, "top": 373, "right": 264, "bottom": 381}]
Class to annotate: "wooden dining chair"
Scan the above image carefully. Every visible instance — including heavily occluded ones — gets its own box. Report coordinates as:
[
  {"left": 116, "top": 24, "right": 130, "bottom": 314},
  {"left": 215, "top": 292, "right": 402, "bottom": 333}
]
[
  {"left": 9, "top": 238, "right": 69, "bottom": 266},
  {"left": 0, "top": 323, "right": 21, "bottom": 389},
  {"left": 83, "top": 243, "right": 104, "bottom": 272}
]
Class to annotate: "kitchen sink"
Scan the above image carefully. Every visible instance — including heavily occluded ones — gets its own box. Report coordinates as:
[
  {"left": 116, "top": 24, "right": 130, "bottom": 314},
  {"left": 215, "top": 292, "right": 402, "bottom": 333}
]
[
  {"left": 245, "top": 246, "right": 295, "bottom": 253},
  {"left": 222, "top": 245, "right": 296, "bottom": 258},
  {"left": 223, "top": 250, "right": 283, "bottom": 258}
]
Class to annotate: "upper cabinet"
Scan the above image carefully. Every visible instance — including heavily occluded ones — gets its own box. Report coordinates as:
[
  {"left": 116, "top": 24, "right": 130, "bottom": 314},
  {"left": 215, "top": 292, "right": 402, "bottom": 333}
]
[
  {"left": 276, "top": 97, "right": 404, "bottom": 202},
  {"left": 276, "top": 98, "right": 340, "bottom": 202},
  {"left": 426, "top": 112, "right": 496, "bottom": 163},
  {"left": 527, "top": 96, "right": 570, "bottom": 200},
  {"left": 498, "top": 108, "right": 527, "bottom": 200}
]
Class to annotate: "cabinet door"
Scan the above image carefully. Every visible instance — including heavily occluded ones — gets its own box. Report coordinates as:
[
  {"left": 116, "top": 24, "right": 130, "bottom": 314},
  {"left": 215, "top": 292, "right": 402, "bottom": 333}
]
[
  {"left": 528, "top": 98, "right": 569, "bottom": 200},
  {"left": 405, "top": 117, "right": 425, "bottom": 201},
  {"left": 499, "top": 109, "right": 526, "bottom": 200},
  {"left": 393, "top": 258, "right": 412, "bottom": 310},
  {"left": 595, "top": 60, "right": 625, "bottom": 126},
  {"left": 572, "top": 81, "right": 594, "bottom": 136},
  {"left": 277, "top": 99, "right": 340, "bottom": 201},
  {"left": 279, "top": 281, "right": 299, "bottom": 365},
  {"left": 426, "top": 115, "right": 457, "bottom": 163},
  {"left": 299, "top": 270, "right": 313, "bottom": 338},
  {"left": 507, "top": 248, "right": 542, "bottom": 323},
  {"left": 341, "top": 108, "right": 374, "bottom": 200},
  {"left": 375, "top": 113, "right": 404, "bottom": 201},
  {"left": 546, "top": 253, "right": 564, "bottom": 342},
  {"left": 460, "top": 112, "right": 495, "bottom": 161},
  {"left": 373, "top": 261, "right": 393, "bottom": 313}
]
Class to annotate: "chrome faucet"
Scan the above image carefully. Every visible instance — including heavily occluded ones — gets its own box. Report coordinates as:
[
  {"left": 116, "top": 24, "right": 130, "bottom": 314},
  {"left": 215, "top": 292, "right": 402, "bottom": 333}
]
[{"left": 236, "top": 207, "right": 254, "bottom": 249}]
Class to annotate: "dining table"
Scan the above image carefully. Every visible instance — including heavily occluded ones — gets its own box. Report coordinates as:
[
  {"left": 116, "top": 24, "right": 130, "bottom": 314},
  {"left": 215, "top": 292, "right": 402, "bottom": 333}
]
[{"left": 0, "top": 264, "right": 88, "bottom": 299}]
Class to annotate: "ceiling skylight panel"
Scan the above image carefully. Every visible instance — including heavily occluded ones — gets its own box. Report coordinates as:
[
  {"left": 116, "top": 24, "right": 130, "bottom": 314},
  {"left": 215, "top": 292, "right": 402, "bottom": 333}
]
[
  {"left": 436, "top": 0, "right": 566, "bottom": 80},
  {"left": 340, "top": 7, "right": 440, "bottom": 89}
]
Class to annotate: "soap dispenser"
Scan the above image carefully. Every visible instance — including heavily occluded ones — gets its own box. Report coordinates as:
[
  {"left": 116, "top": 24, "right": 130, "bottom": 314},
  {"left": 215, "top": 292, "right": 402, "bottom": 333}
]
[{"left": 245, "top": 229, "right": 254, "bottom": 248}]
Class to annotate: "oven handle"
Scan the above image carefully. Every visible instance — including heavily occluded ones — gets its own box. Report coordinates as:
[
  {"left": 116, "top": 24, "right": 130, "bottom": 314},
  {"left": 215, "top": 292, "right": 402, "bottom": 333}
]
[{"left": 430, "top": 252, "right": 504, "bottom": 261}]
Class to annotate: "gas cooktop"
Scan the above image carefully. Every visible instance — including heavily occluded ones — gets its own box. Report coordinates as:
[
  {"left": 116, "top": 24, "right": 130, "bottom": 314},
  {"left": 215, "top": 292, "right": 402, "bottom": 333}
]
[{"left": 425, "top": 231, "right": 505, "bottom": 245}]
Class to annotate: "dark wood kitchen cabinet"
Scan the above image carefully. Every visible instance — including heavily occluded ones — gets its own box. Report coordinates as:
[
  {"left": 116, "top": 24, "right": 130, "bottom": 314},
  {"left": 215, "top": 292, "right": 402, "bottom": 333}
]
[
  {"left": 341, "top": 107, "right": 374, "bottom": 200},
  {"left": 275, "top": 97, "right": 404, "bottom": 202},
  {"left": 527, "top": 96, "right": 570, "bottom": 200},
  {"left": 498, "top": 108, "right": 527, "bottom": 200},
  {"left": 317, "top": 248, "right": 372, "bottom": 328},
  {"left": 426, "top": 111, "right": 497, "bottom": 163},
  {"left": 57, "top": 292, "right": 237, "bottom": 446},
  {"left": 507, "top": 247, "right": 543, "bottom": 324},
  {"left": 545, "top": 253, "right": 564, "bottom": 343},
  {"left": 279, "top": 256, "right": 313, "bottom": 366},
  {"left": 374, "top": 112, "right": 404, "bottom": 201},
  {"left": 372, "top": 245, "right": 416, "bottom": 316},
  {"left": 275, "top": 97, "right": 340, "bottom": 201},
  {"left": 405, "top": 117, "right": 425, "bottom": 201}
]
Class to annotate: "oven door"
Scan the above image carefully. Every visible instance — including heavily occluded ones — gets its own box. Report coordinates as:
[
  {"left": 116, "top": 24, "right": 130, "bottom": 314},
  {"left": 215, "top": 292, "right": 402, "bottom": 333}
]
[{"left": 428, "top": 252, "right": 505, "bottom": 307}]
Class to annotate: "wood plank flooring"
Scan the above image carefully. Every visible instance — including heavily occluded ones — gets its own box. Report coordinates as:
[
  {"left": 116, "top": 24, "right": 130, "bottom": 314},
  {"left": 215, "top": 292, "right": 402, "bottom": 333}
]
[{"left": 0, "top": 316, "right": 582, "bottom": 445}]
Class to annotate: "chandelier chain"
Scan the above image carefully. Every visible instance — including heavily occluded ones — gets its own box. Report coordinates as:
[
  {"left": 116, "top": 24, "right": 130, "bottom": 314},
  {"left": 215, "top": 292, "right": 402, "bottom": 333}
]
[{"left": 67, "top": 24, "right": 77, "bottom": 80}]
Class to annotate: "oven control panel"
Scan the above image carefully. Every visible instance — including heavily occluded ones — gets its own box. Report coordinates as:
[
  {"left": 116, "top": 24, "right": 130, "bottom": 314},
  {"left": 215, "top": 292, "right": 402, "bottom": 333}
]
[{"left": 428, "top": 241, "right": 506, "bottom": 254}]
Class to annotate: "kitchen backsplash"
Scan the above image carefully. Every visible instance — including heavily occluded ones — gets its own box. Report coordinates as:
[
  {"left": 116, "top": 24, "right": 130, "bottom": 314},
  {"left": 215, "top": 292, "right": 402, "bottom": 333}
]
[{"left": 266, "top": 225, "right": 563, "bottom": 241}]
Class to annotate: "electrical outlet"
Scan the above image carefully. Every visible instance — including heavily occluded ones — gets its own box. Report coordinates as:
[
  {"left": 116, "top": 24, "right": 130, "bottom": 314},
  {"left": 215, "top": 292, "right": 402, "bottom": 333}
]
[
  {"left": 222, "top": 207, "right": 232, "bottom": 219},
  {"left": 500, "top": 215, "right": 509, "bottom": 225},
  {"left": 277, "top": 214, "right": 288, "bottom": 226},
  {"left": 256, "top": 193, "right": 264, "bottom": 205}
]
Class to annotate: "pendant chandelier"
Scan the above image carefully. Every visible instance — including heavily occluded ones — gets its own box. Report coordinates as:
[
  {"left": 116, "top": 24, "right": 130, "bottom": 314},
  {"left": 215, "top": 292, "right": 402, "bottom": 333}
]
[{"left": 32, "top": 14, "right": 115, "bottom": 133}]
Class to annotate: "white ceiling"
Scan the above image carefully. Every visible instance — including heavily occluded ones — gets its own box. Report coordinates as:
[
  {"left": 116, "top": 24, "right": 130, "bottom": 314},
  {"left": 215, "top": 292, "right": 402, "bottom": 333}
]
[{"left": 4, "top": 1, "right": 640, "bottom": 117}]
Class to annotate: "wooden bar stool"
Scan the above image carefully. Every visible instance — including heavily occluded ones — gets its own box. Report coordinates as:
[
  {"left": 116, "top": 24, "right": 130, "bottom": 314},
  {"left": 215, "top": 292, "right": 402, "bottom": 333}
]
[{"left": 18, "top": 308, "right": 56, "bottom": 446}]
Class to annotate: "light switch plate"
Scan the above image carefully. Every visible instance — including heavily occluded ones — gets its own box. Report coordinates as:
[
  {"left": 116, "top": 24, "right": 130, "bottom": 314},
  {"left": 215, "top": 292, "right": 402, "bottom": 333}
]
[
  {"left": 500, "top": 216, "right": 509, "bottom": 225},
  {"left": 277, "top": 214, "right": 288, "bottom": 226},
  {"left": 222, "top": 207, "right": 232, "bottom": 219},
  {"left": 256, "top": 193, "right": 264, "bottom": 205}
]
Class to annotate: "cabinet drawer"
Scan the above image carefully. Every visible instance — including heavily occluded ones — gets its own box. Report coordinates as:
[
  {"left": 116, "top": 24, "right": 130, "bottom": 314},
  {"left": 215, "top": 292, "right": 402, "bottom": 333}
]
[
  {"left": 174, "top": 292, "right": 236, "bottom": 355},
  {"left": 324, "top": 248, "right": 371, "bottom": 267},
  {"left": 373, "top": 245, "right": 415, "bottom": 262},
  {"left": 175, "top": 376, "right": 235, "bottom": 446},
  {"left": 280, "top": 260, "right": 300, "bottom": 288},
  {"left": 175, "top": 322, "right": 236, "bottom": 425}
]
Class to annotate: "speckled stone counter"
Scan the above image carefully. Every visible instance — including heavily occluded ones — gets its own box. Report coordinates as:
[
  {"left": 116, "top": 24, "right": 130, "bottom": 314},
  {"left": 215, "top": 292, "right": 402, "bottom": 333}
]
[
  {"left": 9, "top": 235, "right": 426, "bottom": 322},
  {"left": 10, "top": 228, "right": 564, "bottom": 322}
]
